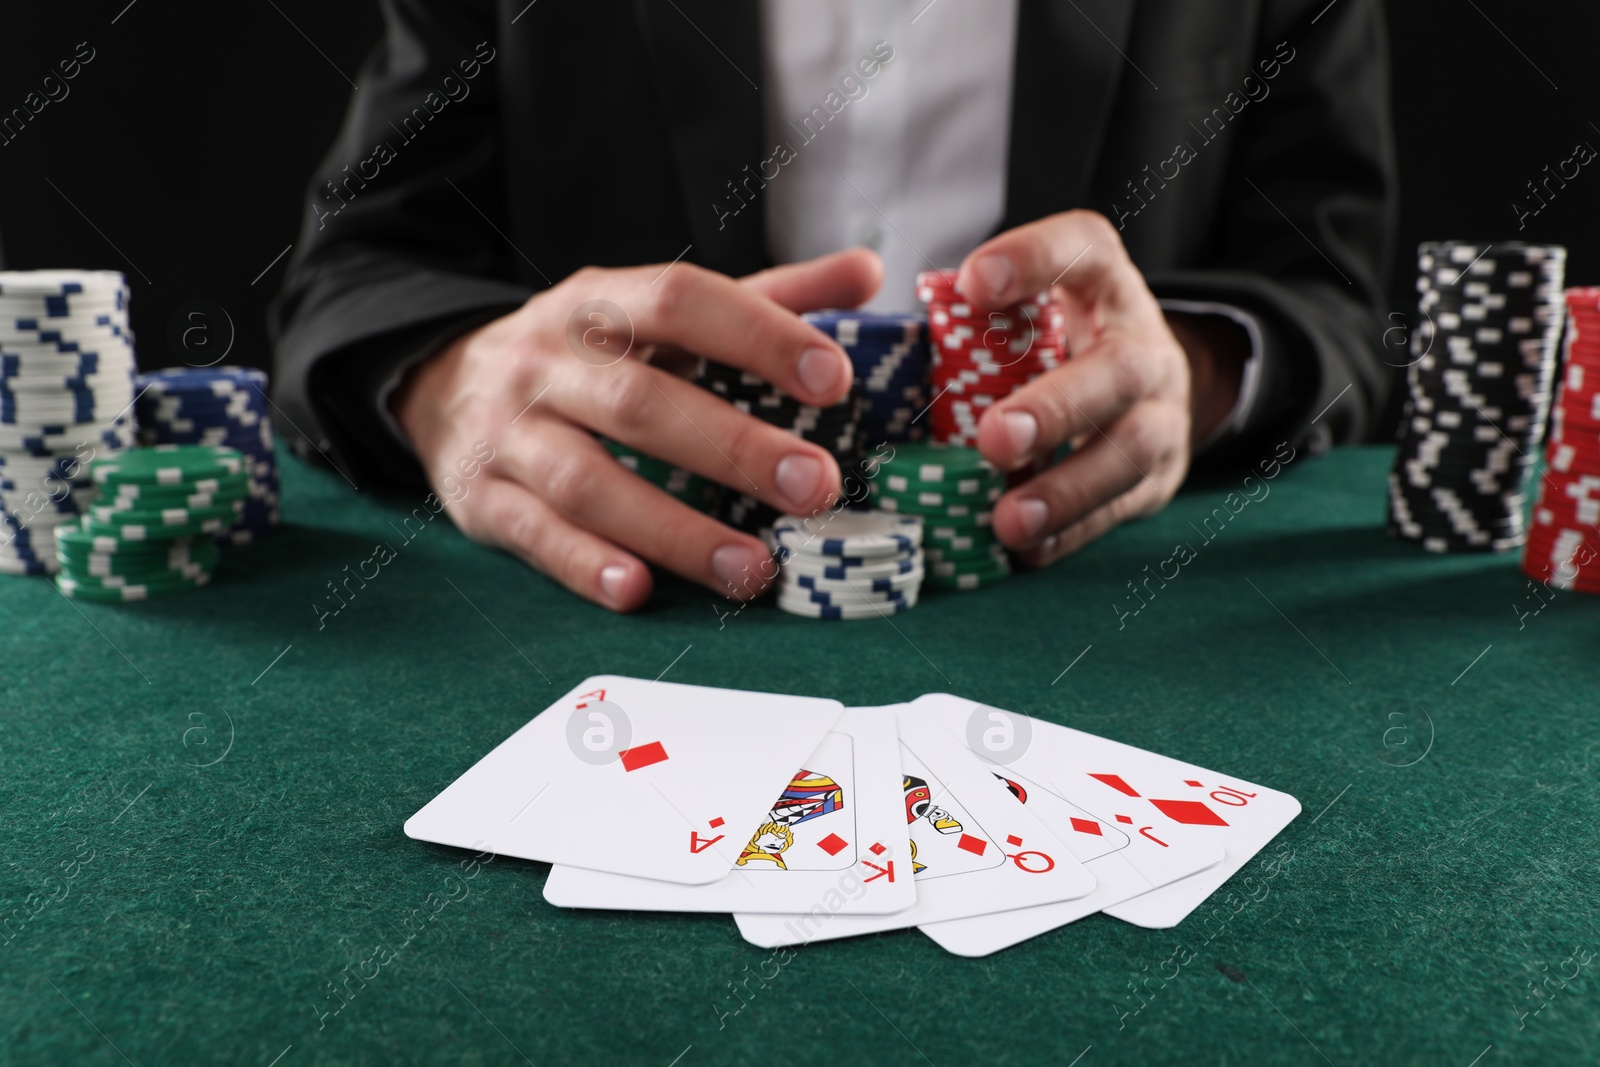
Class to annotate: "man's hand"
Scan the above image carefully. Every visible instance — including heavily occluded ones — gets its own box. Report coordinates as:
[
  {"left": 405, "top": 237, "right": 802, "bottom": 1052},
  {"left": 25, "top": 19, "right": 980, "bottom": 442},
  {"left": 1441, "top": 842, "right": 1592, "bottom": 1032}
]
[
  {"left": 392, "top": 249, "right": 883, "bottom": 612},
  {"left": 955, "top": 210, "right": 1242, "bottom": 566}
]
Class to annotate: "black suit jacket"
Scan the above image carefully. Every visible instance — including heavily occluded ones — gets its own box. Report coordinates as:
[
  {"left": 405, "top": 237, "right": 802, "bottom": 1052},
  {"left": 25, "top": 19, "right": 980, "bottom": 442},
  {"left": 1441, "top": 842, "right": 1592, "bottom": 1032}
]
[{"left": 270, "top": 0, "right": 1397, "bottom": 489}]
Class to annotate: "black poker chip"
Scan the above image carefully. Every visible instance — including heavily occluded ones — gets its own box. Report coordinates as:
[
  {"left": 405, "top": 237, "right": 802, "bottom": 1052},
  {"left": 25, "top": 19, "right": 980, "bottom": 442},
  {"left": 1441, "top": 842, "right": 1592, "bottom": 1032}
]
[{"left": 1387, "top": 241, "right": 1567, "bottom": 553}]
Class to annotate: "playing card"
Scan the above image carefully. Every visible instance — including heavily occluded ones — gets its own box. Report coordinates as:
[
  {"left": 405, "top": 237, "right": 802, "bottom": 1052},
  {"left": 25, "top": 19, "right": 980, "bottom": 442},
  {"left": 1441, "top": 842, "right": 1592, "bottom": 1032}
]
[
  {"left": 915, "top": 693, "right": 1299, "bottom": 929},
  {"left": 916, "top": 732, "right": 1225, "bottom": 954},
  {"left": 733, "top": 705, "right": 1096, "bottom": 948},
  {"left": 542, "top": 706, "right": 915, "bottom": 914},
  {"left": 404, "top": 676, "right": 844, "bottom": 885}
]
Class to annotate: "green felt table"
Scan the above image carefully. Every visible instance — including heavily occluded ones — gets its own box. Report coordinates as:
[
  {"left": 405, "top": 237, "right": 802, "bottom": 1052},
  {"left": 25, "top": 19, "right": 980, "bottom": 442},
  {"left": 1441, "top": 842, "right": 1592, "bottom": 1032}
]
[{"left": 3, "top": 443, "right": 1597, "bottom": 1067}]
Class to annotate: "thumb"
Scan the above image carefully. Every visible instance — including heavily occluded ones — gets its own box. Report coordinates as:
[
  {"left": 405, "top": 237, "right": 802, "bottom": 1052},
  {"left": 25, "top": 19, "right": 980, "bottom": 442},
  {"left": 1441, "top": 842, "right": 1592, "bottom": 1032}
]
[{"left": 740, "top": 248, "right": 884, "bottom": 313}]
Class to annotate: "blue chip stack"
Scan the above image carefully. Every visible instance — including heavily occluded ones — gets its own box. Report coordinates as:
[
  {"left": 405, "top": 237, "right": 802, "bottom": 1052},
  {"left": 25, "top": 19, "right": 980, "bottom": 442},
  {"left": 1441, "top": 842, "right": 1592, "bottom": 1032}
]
[
  {"left": 803, "top": 310, "right": 930, "bottom": 446},
  {"left": 133, "top": 367, "right": 280, "bottom": 543},
  {"left": 0, "top": 270, "right": 138, "bottom": 576}
]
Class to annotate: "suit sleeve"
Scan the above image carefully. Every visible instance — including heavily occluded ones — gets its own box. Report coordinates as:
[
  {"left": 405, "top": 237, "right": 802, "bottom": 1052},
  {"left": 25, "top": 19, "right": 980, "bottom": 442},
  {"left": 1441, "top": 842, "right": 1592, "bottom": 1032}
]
[
  {"left": 268, "top": 0, "right": 532, "bottom": 490},
  {"left": 1146, "top": 0, "right": 1398, "bottom": 464}
]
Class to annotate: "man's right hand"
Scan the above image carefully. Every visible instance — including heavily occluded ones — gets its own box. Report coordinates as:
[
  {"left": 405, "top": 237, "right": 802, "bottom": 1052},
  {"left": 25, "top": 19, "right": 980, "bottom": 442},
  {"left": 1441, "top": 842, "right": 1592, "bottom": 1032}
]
[{"left": 391, "top": 248, "right": 883, "bottom": 612}]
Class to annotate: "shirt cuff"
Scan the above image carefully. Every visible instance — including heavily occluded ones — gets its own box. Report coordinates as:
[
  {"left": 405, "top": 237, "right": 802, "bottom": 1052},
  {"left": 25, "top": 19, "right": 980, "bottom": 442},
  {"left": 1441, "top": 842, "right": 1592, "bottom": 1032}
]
[{"left": 1158, "top": 298, "right": 1264, "bottom": 452}]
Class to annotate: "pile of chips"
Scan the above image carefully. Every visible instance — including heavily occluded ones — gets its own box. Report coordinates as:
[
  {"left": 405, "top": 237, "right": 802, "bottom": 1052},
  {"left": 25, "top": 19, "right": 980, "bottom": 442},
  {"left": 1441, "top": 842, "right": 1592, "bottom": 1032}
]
[
  {"left": 135, "top": 367, "right": 280, "bottom": 543},
  {"left": 697, "top": 361, "right": 864, "bottom": 535},
  {"left": 770, "top": 510, "right": 924, "bottom": 619},
  {"left": 602, "top": 437, "right": 720, "bottom": 512},
  {"left": 804, "top": 310, "right": 929, "bottom": 446},
  {"left": 0, "top": 270, "right": 137, "bottom": 575},
  {"left": 868, "top": 443, "right": 1010, "bottom": 590},
  {"left": 917, "top": 270, "right": 1066, "bottom": 447},
  {"left": 54, "top": 445, "right": 245, "bottom": 601},
  {"left": 1523, "top": 288, "right": 1600, "bottom": 589},
  {"left": 1387, "top": 241, "right": 1566, "bottom": 552}
]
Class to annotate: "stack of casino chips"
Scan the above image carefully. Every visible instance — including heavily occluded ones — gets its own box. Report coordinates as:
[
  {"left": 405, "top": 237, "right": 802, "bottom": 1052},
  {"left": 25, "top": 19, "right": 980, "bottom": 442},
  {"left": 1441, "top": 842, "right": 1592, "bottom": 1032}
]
[
  {"left": 696, "top": 360, "right": 864, "bottom": 535},
  {"left": 770, "top": 510, "right": 924, "bottom": 619},
  {"left": 53, "top": 445, "right": 245, "bottom": 601},
  {"left": 0, "top": 270, "right": 137, "bottom": 575},
  {"left": 134, "top": 368, "right": 280, "bottom": 543},
  {"left": 1387, "top": 241, "right": 1566, "bottom": 553},
  {"left": 802, "top": 310, "right": 930, "bottom": 445},
  {"left": 1522, "top": 288, "right": 1600, "bottom": 589},
  {"left": 868, "top": 443, "right": 1011, "bottom": 590},
  {"left": 602, "top": 437, "right": 721, "bottom": 512},
  {"left": 917, "top": 270, "right": 1067, "bottom": 447}
]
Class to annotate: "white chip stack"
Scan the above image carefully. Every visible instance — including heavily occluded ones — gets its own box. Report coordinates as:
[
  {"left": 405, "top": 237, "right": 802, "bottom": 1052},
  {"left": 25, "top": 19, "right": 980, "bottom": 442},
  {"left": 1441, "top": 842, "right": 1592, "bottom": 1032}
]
[
  {"left": 770, "top": 510, "right": 925, "bottom": 619},
  {"left": 0, "top": 270, "right": 137, "bottom": 575}
]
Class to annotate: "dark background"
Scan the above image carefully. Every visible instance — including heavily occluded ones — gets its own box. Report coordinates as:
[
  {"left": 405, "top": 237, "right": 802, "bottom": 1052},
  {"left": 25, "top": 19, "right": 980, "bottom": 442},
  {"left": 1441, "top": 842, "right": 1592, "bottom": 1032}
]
[{"left": 0, "top": 0, "right": 1595, "bottom": 436}]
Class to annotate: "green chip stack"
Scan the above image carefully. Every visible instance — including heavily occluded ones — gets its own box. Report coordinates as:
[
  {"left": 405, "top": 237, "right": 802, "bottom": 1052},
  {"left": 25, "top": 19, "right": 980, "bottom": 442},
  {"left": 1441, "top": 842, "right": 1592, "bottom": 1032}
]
[
  {"left": 602, "top": 438, "right": 721, "bottom": 513},
  {"left": 53, "top": 444, "right": 246, "bottom": 602},
  {"left": 867, "top": 442, "right": 1011, "bottom": 591}
]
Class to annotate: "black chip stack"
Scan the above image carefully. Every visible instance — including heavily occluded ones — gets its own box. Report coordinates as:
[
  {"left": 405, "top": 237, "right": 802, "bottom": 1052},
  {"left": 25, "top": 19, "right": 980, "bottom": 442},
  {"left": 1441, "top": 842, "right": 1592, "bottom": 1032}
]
[
  {"left": 1387, "top": 241, "right": 1566, "bottom": 552},
  {"left": 695, "top": 361, "right": 864, "bottom": 535}
]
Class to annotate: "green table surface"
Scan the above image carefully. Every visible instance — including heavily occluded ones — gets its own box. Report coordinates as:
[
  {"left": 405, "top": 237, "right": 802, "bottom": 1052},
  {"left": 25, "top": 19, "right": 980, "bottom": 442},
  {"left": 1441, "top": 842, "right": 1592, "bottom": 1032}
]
[{"left": 3, "top": 443, "right": 1597, "bottom": 1067}]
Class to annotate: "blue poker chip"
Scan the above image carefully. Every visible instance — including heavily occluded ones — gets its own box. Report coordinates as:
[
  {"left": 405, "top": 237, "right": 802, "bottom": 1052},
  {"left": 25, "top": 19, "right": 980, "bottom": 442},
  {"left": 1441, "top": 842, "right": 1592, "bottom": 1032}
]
[
  {"left": 139, "top": 367, "right": 267, "bottom": 389},
  {"left": 804, "top": 309, "right": 926, "bottom": 341}
]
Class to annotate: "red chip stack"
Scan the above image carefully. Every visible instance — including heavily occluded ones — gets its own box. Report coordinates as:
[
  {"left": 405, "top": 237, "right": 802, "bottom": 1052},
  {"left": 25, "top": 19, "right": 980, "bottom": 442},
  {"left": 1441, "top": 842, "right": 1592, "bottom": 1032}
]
[
  {"left": 1523, "top": 287, "right": 1600, "bottom": 589},
  {"left": 916, "top": 271, "right": 1067, "bottom": 447}
]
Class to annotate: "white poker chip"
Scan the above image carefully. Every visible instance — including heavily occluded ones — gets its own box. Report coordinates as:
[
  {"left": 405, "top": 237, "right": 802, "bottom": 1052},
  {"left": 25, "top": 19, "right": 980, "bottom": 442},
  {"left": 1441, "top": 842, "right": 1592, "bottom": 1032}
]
[
  {"left": 786, "top": 566, "right": 924, "bottom": 596},
  {"left": 775, "top": 589, "right": 920, "bottom": 620},
  {"left": 772, "top": 510, "right": 922, "bottom": 559},
  {"left": 0, "top": 270, "right": 128, "bottom": 298},
  {"left": 778, "top": 550, "right": 921, "bottom": 582},
  {"left": 784, "top": 585, "right": 921, "bottom": 607}
]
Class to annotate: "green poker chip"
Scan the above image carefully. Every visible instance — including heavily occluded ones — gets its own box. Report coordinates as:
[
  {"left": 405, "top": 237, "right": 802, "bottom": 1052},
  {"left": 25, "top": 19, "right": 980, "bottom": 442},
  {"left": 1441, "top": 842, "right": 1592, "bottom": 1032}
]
[
  {"left": 871, "top": 493, "right": 995, "bottom": 520},
  {"left": 90, "top": 445, "right": 244, "bottom": 488},
  {"left": 923, "top": 538, "right": 1009, "bottom": 562},
  {"left": 101, "top": 472, "right": 250, "bottom": 506},
  {"left": 90, "top": 500, "right": 241, "bottom": 527},
  {"left": 57, "top": 542, "right": 219, "bottom": 577},
  {"left": 78, "top": 513, "right": 231, "bottom": 542},
  {"left": 868, "top": 442, "right": 998, "bottom": 481},
  {"left": 924, "top": 567, "right": 1013, "bottom": 591},
  {"left": 56, "top": 572, "right": 212, "bottom": 602},
  {"left": 874, "top": 482, "right": 1002, "bottom": 509},
  {"left": 604, "top": 438, "right": 720, "bottom": 513},
  {"left": 928, "top": 553, "right": 1012, "bottom": 580}
]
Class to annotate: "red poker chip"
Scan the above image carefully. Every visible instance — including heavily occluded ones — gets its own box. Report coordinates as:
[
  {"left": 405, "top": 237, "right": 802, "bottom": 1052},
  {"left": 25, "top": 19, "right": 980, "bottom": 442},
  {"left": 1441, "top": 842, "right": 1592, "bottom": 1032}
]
[
  {"left": 933, "top": 361, "right": 1044, "bottom": 385},
  {"left": 1546, "top": 446, "right": 1600, "bottom": 475},
  {"left": 929, "top": 309, "right": 1067, "bottom": 334}
]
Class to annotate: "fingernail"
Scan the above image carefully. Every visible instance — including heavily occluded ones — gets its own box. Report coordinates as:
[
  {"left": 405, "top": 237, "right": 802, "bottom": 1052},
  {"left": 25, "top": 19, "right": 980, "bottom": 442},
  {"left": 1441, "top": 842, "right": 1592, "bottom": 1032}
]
[
  {"left": 776, "top": 453, "right": 823, "bottom": 509},
  {"left": 973, "top": 254, "right": 1015, "bottom": 300},
  {"left": 599, "top": 563, "right": 630, "bottom": 606},
  {"left": 1004, "top": 410, "right": 1039, "bottom": 455},
  {"left": 712, "top": 543, "right": 760, "bottom": 590},
  {"left": 797, "top": 346, "right": 847, "bottom": 398},
  {"left": 1016, "top": 497, "right": 1050, "bottom": 541}
]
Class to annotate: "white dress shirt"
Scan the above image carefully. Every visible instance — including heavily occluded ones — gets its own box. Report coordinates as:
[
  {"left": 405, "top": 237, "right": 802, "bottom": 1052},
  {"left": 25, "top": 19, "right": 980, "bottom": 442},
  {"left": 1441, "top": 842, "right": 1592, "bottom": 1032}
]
[
  {"left": 760, "top": 0, "right": 1259, "bottom": 441},
  {"left": 759, "top": 0, "right": 1018, "bottom": 311}
]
